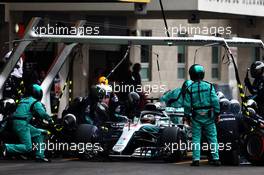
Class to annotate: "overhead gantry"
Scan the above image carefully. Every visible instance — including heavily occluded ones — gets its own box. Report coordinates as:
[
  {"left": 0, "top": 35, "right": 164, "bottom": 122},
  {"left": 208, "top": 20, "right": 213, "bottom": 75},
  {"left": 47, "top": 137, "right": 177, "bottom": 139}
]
[{"left": 0, "top": 17, "right": 263, "bottom": 115}]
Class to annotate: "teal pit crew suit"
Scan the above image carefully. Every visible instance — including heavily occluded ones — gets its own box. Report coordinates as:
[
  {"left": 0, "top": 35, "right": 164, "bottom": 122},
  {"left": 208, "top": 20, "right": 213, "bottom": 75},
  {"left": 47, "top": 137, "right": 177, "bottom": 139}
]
[
  {"left": 184, "top": 64, "right": 220, "bottom": 166},
  {"left": 160, "top": 80, "right": 193, "bottom": 124},
  {"left": 5, "top": 84, "right": 52, "bottom": 161}
]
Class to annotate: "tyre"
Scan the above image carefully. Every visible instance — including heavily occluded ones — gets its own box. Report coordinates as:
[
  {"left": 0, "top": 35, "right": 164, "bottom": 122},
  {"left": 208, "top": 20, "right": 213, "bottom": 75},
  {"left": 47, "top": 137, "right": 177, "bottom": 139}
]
[
  {"left": 244, "top": 132, "right": 264, "bottom": 165},
  {"left": 74, "top": 124, "right": 101, "bottom": 160},
  {"left": 161, "top": 127, "right": 187, "bottom": 163}
]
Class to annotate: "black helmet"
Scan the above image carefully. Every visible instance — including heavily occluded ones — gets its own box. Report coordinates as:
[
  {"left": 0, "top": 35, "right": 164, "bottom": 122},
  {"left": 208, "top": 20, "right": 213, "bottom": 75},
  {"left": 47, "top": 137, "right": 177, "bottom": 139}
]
[
  {"left": 90, "top": 85, "right": 111, "bottom": 102},
  {"left": 250, "top": 61, "right": 264, "bottom": 78},
  {"left": 247, "top": 107, "right": 256, "bottom": 117},
  {"left": 128, "top": 92, "right": 140, "bottom": 106},
  {"left": 230, "top": 99, "right": 241, "bottom": 115},
  {"left": 71, "top": 97, "right": 84, "bottom": 108},
  {"left": 29, "top": 84, "right": 43, "bottom": 101},
  {"left": 189, "top": 64, "right": 205, "bottom": 81},
  {"left": 73, "top": 96, "right": 83, "bottom": 103},
  {"left": 94, "top": 102, "right": 110, "bottom": 123},
  {"left": 219, "top": 98, "right": 231, "bottom": 113},
  {"left": 62, "top": 113, "right": 77, "bottom": 131},
  {"left": 217, "top": 91, "right": 225, "bottom": 100},
  {"left": 246, "top": 99, "right": 258, "bottom": 111},
  {"left": 90, "top": 85, "right": 105, "bottom": 101}
]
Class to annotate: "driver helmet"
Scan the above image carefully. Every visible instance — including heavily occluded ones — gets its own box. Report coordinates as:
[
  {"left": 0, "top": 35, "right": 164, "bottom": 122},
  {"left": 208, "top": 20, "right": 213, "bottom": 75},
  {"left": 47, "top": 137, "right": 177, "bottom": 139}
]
[{"left": 140, "top": 114, "right": 155, "bottom": 124}]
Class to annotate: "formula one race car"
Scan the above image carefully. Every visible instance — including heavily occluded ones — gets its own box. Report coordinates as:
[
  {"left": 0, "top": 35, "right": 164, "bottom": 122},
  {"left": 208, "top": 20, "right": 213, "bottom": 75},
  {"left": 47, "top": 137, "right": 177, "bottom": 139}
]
[
  {"left": 111, "top": 103, "right": 190, "bottom": 162},
  {"left": 74, "top": 103, "right": 191, "bottom": 162}
]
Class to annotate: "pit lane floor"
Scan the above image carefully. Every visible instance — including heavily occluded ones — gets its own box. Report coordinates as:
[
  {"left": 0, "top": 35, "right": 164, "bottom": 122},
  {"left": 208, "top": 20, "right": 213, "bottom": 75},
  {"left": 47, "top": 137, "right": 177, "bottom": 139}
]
[{"left": 0, "top": 158, "right": 263, "bottom": 175}]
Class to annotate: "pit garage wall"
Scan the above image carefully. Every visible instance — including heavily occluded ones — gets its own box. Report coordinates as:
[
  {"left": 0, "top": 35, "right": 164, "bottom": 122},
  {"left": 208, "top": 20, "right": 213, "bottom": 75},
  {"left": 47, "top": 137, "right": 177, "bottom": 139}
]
[
  {"left": 131, "top": 19, "right": 235, "bottom": 98},
  {"left": 131, "top": 18, "right": 264, "bottom": 99},
  {"left": 72, "top": 44, "right": 90, "bottom": 98},
  {"left": 56, "top": 44, "right": 90, "bottom": 117}
]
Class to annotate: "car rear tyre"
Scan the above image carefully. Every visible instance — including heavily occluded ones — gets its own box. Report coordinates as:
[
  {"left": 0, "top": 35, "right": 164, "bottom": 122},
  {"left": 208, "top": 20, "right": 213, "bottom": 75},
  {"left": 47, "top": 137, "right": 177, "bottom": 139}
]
[
  {"left": 75, "top": 124, "right": 100, "bottom": 160},
  {"left": 244, "top": 132, "right": 264, "bottom": 165},
  {"left": 161, "top": 127, "right": 187, "bottom": 163}
]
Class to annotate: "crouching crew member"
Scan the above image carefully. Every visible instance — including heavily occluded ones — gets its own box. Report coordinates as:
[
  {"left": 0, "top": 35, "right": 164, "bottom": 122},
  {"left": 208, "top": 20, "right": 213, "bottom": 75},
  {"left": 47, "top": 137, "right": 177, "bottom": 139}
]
[{"left": 1, "top": 84, "right": 53, "bottom": 162}]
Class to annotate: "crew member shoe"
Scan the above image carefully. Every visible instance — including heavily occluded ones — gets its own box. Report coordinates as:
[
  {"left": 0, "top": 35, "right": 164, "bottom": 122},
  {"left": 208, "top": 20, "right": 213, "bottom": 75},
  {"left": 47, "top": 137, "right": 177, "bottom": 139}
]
[
  {"left": 35, "top": 157, "right": 51, "bottom": 163},
  {"left": 0, "top": 141, "right": 7, "bottom": 158},
  {"left": 209, "top": 159, "right": 221, "bottom": 166},
  {"left": 191, "top": 160, "right": 200, "bottom": 166}
]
